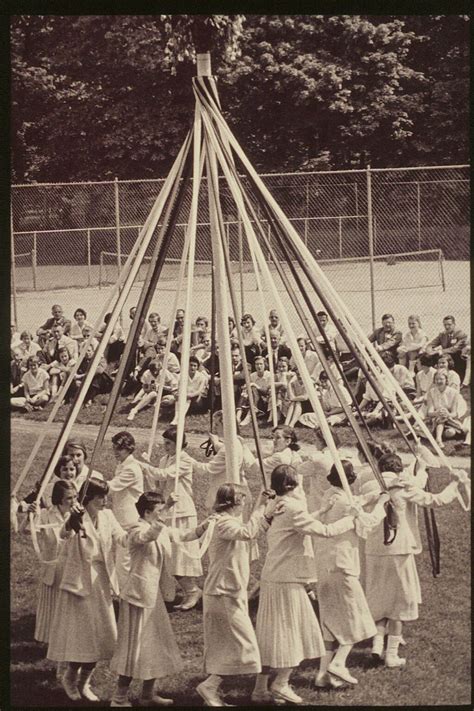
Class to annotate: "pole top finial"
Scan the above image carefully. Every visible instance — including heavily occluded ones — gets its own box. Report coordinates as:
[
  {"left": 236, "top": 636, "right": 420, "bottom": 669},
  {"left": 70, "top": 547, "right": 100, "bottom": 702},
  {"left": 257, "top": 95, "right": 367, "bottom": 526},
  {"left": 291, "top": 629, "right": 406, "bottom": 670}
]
[{"left": 197, "top": 52, "right": 212, "bottom": 77}]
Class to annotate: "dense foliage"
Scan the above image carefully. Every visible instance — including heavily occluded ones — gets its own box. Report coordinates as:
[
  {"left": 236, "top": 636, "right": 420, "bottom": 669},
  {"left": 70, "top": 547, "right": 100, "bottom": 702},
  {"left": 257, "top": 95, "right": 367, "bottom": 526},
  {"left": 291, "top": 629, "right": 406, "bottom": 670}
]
[{"left": 11, "top": 14, "right": 469, "bottom": 182}]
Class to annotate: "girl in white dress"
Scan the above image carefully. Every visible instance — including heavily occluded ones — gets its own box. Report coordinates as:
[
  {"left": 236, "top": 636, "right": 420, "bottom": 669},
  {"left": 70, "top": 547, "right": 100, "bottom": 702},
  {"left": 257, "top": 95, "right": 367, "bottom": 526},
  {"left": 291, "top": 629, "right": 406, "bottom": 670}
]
[
  {"left": 47, "top": 478, "right": 129, "bottom": 703},
  {"left": 362, "top": 452, "right": 468, "bottom": 668},
  {"left": 314, "top": 461, "right": 388, "bottom": 687},
  {"left": 140, "top": 426, "right": 203, "bottom": 611},
  {"left": 397, "top": 315, "right": 428, "bottom": 371},
  {"left": 110, "top": 491, "right": 209, "bottom": 707},
  {"left": 253, "top": 464, "right": 358, "bottom": 705},
  {"left": 425, "top": 372, "right": 467, "bottom": 447},
  {"left": 196, "top": 484, "right": 275, "bottom": 707}
]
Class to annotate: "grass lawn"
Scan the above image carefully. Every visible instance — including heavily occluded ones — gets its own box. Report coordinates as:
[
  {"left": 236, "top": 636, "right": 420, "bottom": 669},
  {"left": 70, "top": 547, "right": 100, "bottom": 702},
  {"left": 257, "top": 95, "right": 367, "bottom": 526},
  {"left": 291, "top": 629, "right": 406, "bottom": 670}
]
[{"left": 10, "top": 427, "right": 471, "bottom": 707}]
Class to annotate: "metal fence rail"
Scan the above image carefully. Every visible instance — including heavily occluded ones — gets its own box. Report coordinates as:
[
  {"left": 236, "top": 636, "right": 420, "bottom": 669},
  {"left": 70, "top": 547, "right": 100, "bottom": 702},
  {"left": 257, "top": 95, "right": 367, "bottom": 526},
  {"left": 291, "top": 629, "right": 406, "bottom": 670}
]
[{"left": 11, "top": 164, "right": 470, "bottom": 338}]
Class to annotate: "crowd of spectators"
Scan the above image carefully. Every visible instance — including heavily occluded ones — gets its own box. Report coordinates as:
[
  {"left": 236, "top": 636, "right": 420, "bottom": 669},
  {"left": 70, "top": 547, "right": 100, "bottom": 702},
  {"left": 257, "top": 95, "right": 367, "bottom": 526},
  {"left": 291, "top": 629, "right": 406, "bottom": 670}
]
[{"left": 11, "top": 303, "right": 470, "bottom": 447}]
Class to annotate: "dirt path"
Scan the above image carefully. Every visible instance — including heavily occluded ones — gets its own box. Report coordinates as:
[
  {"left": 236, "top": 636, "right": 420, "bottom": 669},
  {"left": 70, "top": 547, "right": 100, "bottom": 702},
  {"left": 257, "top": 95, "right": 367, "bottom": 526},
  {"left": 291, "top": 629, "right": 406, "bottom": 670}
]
[{"left": 11, "top": 418, "right": 470, "bottom": 470}]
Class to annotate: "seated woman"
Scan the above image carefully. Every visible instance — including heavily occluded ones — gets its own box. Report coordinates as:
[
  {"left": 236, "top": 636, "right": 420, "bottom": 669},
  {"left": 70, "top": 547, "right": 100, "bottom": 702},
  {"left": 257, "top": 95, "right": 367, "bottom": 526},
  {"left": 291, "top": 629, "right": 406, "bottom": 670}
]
[
  {"left": 285, "top": 368, "right": 312, "bottom": 428},
  {"left": 70, "top": 308, "right": 93, "bottom": 345},
  {"left": 11, "top": 349, "right": 26, "bottom": 401},
  {"left": 269, "top": 357, "right": 294, "bottom": 424},
  {"left": 397, "top": 315, "right": 428, "bottom": 372},
  {"left": 16, "top": 330, "right": 41, "bottom": 366},
  {"left": 424, "top": 371, "right": 468, "bottom": 448},
  {"left": 48, "top": 346, "right": 77, "bottom": 400},
  {"left": 11, "top": 355, "right": 50, "bottom": 412},
  {"left": 127, "top": 361, "right": 178, "bottom": 422},
  {"left": 435, "top": 353, "right": 461, "bottom": 391},
  {"left": 414, "top": 354, "right": 436, "bottom": 408},
  {"left": 237, "top": 356, "right": 272, "bottom": 426},
  {"left": 240, "top": 313, "right": 265, "bottom": 369}
]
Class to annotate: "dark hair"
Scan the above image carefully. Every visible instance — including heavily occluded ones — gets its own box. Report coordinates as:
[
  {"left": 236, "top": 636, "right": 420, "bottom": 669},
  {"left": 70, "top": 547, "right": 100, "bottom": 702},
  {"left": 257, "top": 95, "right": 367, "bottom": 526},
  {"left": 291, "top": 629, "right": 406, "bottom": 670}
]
[
  {"left": 64, "top": 438, "right": 88, "bottom": 460},
  {"left": 382, "top": 313, "right": 394, "bottom": 321},
  {"left": 356, "top": 438, "right": 395, "bottom": 462},
  {"left": 148, "top": 360, "right": 161, "bottom": 373},
  {"left": 57, "top": 346, "right": 70, "bottom": 358},
  {"left": 213, "top": 483, "right": 247, "bottom": 512},
  {"left": 378, "top": 452, "right": 403, "bottom": 474},
  {"left": 437, "top": 353, "right": 454, "bottom": 369},
  {"left": 104, "top": 312, "right": 112, "bottom": 324},
  {"left": 54, "top": 454, "right": 77, "bottom": 478},
  {"left": 317, "top": 311, "right": 328, "bottom": 318},
  {"left": 381, "top": 352, "right": 395, "bottom": 368},
  {"left": 112, "top": 431, "right": 136, "bottom": 453},
  {"left": 74, "top": 308, "right": 87, "bottom": 319},
  {"left": 20, "top": 330, "right": 33, "bottom": 340},
  {"left": 163, "top": 425, "right": 187, "bottom": 449},
  {"left": 273, "top": 425, "right": 300, "bottom": 451},
  {"left": 419, "top": 353, "right": 432, "bottom": 367},
  {"left": 443, "top": 315, "right": 455, "bottom": 323},
  {"left": 27, "top": 355, "right": 40, "bottom": 368},
  {"left": 314, "top": 427, "right": 341, "bottom": 449},
  {"left": 136, "top": 491, "right": 165, "bottom": 517},
  {"left": 189, "top": 356, "right": 200, "bottom": 367},
  {"left": 80, "top": 477, "right": 109, "bottom": 506},
  {"left": 271, "top": 464, "right": 298, "bottom": 496},
  {"left": 241, "top": 313, "right": 255, "bottom": 325},
  {"left": 51, "top": 480, "right": 77, "bottom": 506},
  {"left": 319, "top": 370, "right": 329, "bottom": 382},
  {"left": 327, "top": 460, "right": 357, "bottom": 488}
]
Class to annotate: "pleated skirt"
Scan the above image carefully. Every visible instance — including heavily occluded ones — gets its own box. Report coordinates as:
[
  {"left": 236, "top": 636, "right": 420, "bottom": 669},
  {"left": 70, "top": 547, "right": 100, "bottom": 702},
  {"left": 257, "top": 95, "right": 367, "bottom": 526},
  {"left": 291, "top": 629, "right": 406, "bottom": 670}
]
[
  {"left": 317, "top": 570, "right": 377, "bottom": 645},
  {"left": 203, "top": 594, "right": 261, "bottom": 676},
  {"left": 47, "top": 560, "right": 117, "bottom": 663},
  {"left": 110, "top": 595, "right": 183, "bottom": 680},
  {"left": 166, "top": 515, "right": 203, "bottom": 577},
  {"left": 256, "top": 581, "right": 325, "bottom": 668},
  {"left": 365, "top": 554, "right": 422, "bottom": 622},
  {"left": 34, "top": 582, "right": 58, "bottom": 644}
]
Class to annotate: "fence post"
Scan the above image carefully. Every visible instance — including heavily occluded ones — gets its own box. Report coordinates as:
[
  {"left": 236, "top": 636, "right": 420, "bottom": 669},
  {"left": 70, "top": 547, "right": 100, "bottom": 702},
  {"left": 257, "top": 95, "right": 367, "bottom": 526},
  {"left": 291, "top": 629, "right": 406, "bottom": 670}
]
[
  {"left": 416, "top": 181, "right": 421, "bottom": 250},
  {"left": 366, "top": 165, "right": 376, "bottom": 330},
  {"left": 114, "top": 177, "right": 123, "bottom": 325},
  {"left": 10, "top": 206, "right": 18, "bottom": 326},
  {"left": 32, "top": 232, "right": 37, "bottom": 291},
  {"left": 87, "top": 229, "right": 91, "bottom": 286},
  {"left": 338, "top": 217, "right": 343, "bottom": 258},
  {"left": 238, "top": 216, "right": 244, "bottom": 314},
  {"left": 373, "top": 215, "right": 377, "bottom": 252},
  {"left": 99, "top": 251, "right": 103, "bottom": 290}
]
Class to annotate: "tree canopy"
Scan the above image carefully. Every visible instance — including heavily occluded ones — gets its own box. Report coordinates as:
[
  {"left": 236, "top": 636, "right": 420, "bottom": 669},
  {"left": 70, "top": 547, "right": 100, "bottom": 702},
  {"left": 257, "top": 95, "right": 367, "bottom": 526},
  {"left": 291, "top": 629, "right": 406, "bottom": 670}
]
[{"left": 11, "top": 14, "right": 469, "bottom": 182}]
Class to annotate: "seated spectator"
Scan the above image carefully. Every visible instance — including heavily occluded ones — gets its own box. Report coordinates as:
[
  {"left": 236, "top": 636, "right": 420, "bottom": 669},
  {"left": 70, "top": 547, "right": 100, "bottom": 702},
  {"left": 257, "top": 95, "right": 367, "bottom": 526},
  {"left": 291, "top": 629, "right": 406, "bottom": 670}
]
[
  {"left": 240, "top": 313, "right": 265, "bottom": 368},
  {"left": 11, "top": 355, "right": 50, "bottom": 412},
  {"left": 461, "top": 339, "right": 470, "bottom": 387},
  {"left": 414, "top": 354, "right": 436, "bottom": 410},
  {"left": 228, "top": 316, "right": 238, "bottom": 341},
  {"left": 397, "top": 315, "right": 428, "bottom": 371},
  {"left": 80, "top": 324, "right": 99, "bottom": 352},
  {"left": 268, "top": 357, "right": 294, "bottom": 423},
  {"left": 285, "top": 368, "right": 313, "bottom": 428},
  {"left": 169, "top": 356, "right": 209, "bottom": 424},
  {"left": 299, "top": 370, "right": 351, "bottom": 429},
  {"left": 422, "top": 315, "right": 468, "bottom": 379},
  {"left": 48, "top": 346, "right": 77, "bottom": 399},
  {"left": 11, "top": 350, "right": 25, "bottom": 400},
  {"left": 290, "top": 336, "right": 320, "bottom": 379},
  {"left": 237, "top": 355, "right": 272, "bottom": 426},
  {"left": 97, "top": 312, "right": 125, "bottom": 364},
  {"left": 425, "top": 371, "right": 468, "bottom": 448},
  {"left": 142, "top": 311, "right": 168, "bottom": 352},
  {"left": 36, "top": 304, "right": 71, "bottom": 346},
  {"left": 70, "top": 308, "right": 93, "bottom": 344},
  {"left": 127, "top": 360, "right": 178, "bottom": 421},
  {"left": 368, "top": 313, "right": 402, "bottom": 358},
  {"left": 171, "top": 308, "right": 186, "bottom": 360},
  {"left": 154, "top": 336, "right": 181, "bottom": 374},
  {"left": 435, "top": 354, "right": 461, "bottom": 391},
  {"left": 50, "top": 323, "right": 78, "bottom": 360},
  {"left": 190, "top": 334, "right": 212, "bottom": 364},
  {"left": 16, "top": 330, "right": 41, "bottom": 366},
  {"left": 69, "top": 344, "right": 113, "bottom": 407},
  {"left": 315, "top": 311, "right": 338, "bottom": 349},
  {"left": 191, "top": 316, "right": 209, "bottom": 346},
  {"left": 262, "top": 329, "right": 292, "bottom": 372},
  {"left": 260, "top": 309, "right": 286, "bottom": 344},
  {"left": 11, "top": 322, "right": 22, "bottom": 355},
  {"left": 359, "top": 352, "right": 415, "bottom": 426}
]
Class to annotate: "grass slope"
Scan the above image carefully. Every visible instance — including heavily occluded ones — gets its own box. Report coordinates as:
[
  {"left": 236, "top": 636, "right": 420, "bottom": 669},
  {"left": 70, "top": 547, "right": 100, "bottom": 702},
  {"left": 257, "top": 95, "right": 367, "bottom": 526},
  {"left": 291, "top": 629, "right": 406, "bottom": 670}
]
[{"left": 11, "top": 431, "right": 471, "bottom": 707}]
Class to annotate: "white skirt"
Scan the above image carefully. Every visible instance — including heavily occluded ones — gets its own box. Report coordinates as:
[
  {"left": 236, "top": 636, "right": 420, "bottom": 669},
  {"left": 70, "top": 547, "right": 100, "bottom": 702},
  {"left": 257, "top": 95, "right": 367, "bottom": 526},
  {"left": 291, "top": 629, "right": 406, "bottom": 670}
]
[
  {"left": 256, "top": 581, "right": 325, "bottom": 668},
  {"left": 317, "top": 570, "right": 377, "bottom": 645},
  {"left": 365, "top": 554, "right": 422, "bottom": 622},
  {"left": 110, "top": 596, "right": 183, "bottom": 680},
  {"left": 35, "top": 582, "right": 58, "bottom": 644},
  {"left": 47, "top": 560, "right": 117, "bottom": 663},
  {"left": 166, "top": 515, "right": 202, "bottom": 578},
  {"left": 203, "top": 594, "right": 261, "bottom": 676}
]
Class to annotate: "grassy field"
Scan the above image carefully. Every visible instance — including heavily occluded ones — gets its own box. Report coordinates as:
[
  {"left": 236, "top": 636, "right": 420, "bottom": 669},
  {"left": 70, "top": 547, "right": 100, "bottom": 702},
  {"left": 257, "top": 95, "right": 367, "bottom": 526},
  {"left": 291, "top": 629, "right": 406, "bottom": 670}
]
[{"left": 11, "top": 429, "right": 471, "bottom": 707}]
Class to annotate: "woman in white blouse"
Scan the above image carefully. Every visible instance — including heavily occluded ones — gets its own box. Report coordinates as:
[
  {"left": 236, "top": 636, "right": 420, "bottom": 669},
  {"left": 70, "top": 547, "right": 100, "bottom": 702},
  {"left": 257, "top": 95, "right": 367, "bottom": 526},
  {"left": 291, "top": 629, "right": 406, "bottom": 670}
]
[
  {"left": 425, "top": 371, "right": 467, "bottom": 447},
  {"left": 397, "top": 315, "right": 428, "bottom": 371}
]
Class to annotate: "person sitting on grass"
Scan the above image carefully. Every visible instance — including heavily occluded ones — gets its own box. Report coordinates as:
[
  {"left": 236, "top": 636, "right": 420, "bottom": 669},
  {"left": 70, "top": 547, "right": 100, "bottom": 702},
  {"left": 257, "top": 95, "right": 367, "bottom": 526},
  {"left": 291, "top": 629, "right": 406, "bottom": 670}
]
[
  {"left": 36, "top": 303, "right": 71, "bottom": 346},
  {"left": 435, "top": 353, "right": 461, "bottom": 391},
  {"left": 422, "top": 314, "right": 468, "bottom": 379},
  {"left": 414, "top": 354, "right": 436, "bottom": 409},
  {"left": 424, "top": 371, "right": 468, "bottom": 448},
  {"left": 48, "top": 346, "right": 77, "bottom": 400},
  {"left": 290, "top": 336, "right": 320, "bottom": 379},
  {"left": 127, "top": 361, "right": 178, "bottom": 422},
  {"left": 16, "top": 330, "right": 41, "bottom": 366},
  {"left": 237, "top": 355, "right": 272, "bottom": 427},
  {"left": 168, "top": 356, "right": 209, "bottom": 425},
  {"left": 461, "top": 338, "right": 470, "bottom": 387},
  {"left": 285, "top": 368, "right": 313, "bottom": 428},
  {"left": 98, "top": 312, "right": 125, "bottom": 365},
  {"left": 268, "top": 357, "right": 294, "bottom": 424},
  {"left": 396, "top": 315, "right": 428, "bottom": 372},
  {"left": 358, "top": 353, "right": 415, "bottom": 426},
  {"left": 10, "top": 349, "right": 26, "bottom": 401},
  {"left": 70, "top": 308, "right": 93, "bottom": 345},
  {"left": 11, "top": 355, "right": 50, "bottom": 412}
]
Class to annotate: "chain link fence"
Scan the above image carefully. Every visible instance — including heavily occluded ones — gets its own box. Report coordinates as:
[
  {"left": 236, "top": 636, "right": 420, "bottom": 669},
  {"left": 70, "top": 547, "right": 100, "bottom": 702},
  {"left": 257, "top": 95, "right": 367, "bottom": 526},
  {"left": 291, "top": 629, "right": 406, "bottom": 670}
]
[{"left": 11, "top": 165, "right": 469, "bottom": 339}]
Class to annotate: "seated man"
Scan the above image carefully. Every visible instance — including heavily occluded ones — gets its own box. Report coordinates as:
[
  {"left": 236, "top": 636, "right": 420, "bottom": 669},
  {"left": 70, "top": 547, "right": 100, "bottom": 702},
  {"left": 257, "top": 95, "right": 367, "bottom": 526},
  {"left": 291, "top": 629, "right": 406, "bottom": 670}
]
[
  {"left": 127, "top": 360, "right": 178, "bottom": 421},
  {"left": 368, "top": 313, "right": 402, "bottom": 359},
  {"left": 260, "top": 309, "right": 286, "bottom": 344},
  {"left": 290, "top": 336, "right": 320, "bottom": 379},
  {"left": 142, "top": 311, "right": 168, "bottom": 352},
  {"left": 50, "top": 323, "right": 78, "bottom": 360},
  {"left": 36, "top": 304, "right": 71, "bottom": 346},
  {"left": 422, "top": 315, "right": 468, "bottom": 380},
  {"left": 11, "top": 355, "right": 50, "bottom": 412},
  {"left": 97, "top": 312, "right": 125, "bottom": 364},
  {"left": 359, "top": 352, "right": 415, "bottom": 426},
  {"left": 10, "top": 350, "right": 26, "bottom": 400},
  {"left": 262, "top": 329, "right": 292, "bottom": 372}
]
